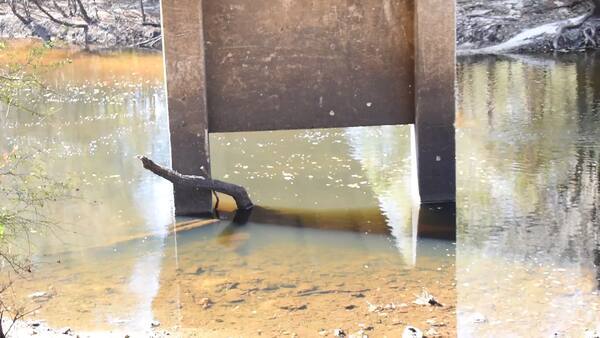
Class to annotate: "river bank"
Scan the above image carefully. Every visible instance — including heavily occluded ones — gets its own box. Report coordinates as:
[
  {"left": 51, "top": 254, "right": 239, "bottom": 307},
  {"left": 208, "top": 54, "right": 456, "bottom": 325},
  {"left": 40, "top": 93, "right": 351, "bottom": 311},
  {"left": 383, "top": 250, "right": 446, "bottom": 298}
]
[
  {"left": 2, "top": 0, "right": 600, "bottom": 53},
  {"left": 0, "top": 0, "right": 161, "bottom": 50},
  {"left": 458, "top": 0, "right": 600, "bottom": 54}
]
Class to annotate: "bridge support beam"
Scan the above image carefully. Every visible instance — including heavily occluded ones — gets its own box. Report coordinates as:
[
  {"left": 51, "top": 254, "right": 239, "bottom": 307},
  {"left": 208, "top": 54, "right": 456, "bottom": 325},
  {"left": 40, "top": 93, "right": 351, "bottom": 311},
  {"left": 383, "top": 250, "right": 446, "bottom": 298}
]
[
  {"left": 161, "top": 0, "right": 212, "bottom": 216},
  {"left": 161, "top": 0, "right": 456, "bottom": 215},
  {"left": 414, "top": 0, "right": 456, "bottom": 204}
]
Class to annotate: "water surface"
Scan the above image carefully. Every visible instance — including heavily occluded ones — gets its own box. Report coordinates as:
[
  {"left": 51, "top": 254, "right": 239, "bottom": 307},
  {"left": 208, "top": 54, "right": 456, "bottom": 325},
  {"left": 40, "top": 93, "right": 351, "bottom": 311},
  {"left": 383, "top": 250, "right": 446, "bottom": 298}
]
[
  {"left": 0, "top": 41, "right": 455, "bottom": 337},
  {"left": 457, "top": 53, "right": 600, "bottom": 337}
]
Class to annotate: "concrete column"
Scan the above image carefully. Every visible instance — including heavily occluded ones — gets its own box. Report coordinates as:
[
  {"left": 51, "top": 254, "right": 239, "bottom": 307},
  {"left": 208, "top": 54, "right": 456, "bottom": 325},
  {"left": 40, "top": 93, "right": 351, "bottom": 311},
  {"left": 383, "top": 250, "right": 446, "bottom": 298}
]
[
  {"left": 414, "top": 0, "right": 456, "bottom": 203},
  {"left": 161, "top": 0, "right": 212, "bottom": 216}
]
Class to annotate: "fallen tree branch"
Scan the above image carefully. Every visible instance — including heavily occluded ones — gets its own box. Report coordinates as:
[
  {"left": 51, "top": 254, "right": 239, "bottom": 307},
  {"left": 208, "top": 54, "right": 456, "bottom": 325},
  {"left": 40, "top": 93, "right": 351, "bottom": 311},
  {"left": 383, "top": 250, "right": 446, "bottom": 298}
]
[
  {"left": 128, "top": 35, "right": 161, "bottom": 48},
  {"left": 32, "top": 0, "right": 89, "bottom": 47},
  {"left": 458, "top": 11, "right": 598, "bottom": 55},
  {"left": 139, "top": 156, "right": 254, "bottom": 211},
  {"left": 75, "top": 0, "right": 97, "bottom": 24},
  {"left": 8, "top": 0, "right": 32, "bottom": 25}
]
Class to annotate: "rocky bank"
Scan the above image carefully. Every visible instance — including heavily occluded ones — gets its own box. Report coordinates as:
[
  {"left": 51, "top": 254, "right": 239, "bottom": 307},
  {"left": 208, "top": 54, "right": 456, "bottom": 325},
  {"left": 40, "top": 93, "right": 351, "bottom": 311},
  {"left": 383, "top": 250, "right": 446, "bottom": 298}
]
[
  {"left": 2, "top": 0, "right": 600, "bottom": 53},
  {"left": 458, "top": 0, "right": 599, "bottom": 54},
  {"left": 0, "top": 0, "right": 161, "bottom": 50}
]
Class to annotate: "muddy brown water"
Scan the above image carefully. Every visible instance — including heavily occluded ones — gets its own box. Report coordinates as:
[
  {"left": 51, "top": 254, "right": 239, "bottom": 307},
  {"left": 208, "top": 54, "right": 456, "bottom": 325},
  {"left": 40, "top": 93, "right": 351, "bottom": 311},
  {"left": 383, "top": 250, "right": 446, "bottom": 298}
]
[{"left": 0, "top": 41, "right": 599, "bottom": 337}]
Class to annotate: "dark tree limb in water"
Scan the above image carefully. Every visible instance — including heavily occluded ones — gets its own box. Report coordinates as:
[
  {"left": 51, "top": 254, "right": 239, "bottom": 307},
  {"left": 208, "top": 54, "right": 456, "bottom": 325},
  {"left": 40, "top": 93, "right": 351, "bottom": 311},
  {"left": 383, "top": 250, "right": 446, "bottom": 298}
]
[{"left": 139, "top": 156, "right": 254, "bottom": 211}]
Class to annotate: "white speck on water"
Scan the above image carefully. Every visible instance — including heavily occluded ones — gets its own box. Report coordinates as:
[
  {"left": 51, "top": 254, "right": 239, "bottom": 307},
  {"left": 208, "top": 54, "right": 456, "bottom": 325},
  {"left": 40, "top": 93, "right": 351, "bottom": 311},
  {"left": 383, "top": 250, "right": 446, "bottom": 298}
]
[
  {"left": 366, "top": 102, "right": 372, "bottom": 107},
  {"left": 329, "top": 110, "right": 335, "bottom": 116},
  {"left": 436, "top": 155, "right": 441, "bottom": 161}
]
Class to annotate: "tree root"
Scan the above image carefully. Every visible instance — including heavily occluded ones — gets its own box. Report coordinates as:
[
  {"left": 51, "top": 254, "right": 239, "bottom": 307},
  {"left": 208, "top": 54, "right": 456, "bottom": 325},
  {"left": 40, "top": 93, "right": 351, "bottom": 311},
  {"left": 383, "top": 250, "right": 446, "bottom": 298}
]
[
  {"left": 139, "top": 156, "right": 253, "bottom": 211},
  {"left": 583, "top": 24, "right": 597, "bottom": 47},
  {"left": 553, "top": 7, "right": 597, "bottom": 50}
]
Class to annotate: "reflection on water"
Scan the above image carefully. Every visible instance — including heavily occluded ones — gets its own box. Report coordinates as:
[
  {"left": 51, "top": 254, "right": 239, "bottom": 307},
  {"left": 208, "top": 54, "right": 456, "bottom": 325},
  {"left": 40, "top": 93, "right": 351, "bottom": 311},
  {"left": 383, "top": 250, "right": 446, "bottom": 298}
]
[
  {"left": 457, "top": 53, "right": 600, "bottom": 337},
  {"left": 1, "top": 41, "right": 173, "bottom": 335},
  {"left": 1, "top": 41, "right": 455, "bottom": 337}
]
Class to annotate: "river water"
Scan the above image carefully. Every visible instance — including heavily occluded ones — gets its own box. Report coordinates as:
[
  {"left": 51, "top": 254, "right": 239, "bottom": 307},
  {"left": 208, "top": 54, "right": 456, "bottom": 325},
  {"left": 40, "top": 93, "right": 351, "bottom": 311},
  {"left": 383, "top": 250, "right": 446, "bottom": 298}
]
[
  {"left": 0, "top": 42, "right": 598, "bottom": 337},
  {"left": 457, "top": 54, "right": 600, "bottom": 337}
]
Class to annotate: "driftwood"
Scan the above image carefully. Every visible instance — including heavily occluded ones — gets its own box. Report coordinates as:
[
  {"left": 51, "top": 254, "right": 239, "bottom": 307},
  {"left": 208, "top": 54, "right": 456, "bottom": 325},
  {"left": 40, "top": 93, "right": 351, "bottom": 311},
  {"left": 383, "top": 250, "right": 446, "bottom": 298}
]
[{"left": 139, "top": 156, "right": 254, "bottom": 211}]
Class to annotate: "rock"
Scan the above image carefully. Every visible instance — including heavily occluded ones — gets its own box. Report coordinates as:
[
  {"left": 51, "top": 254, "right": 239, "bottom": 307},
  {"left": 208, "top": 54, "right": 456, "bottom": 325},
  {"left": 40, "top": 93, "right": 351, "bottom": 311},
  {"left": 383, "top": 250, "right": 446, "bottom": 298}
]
[
  {"left": 62, "top": 327, "right": 72, "bottom": 335},
  {"left": 402, "top": 326, "right": 423, "bottom": 338},
  {"left": 227, "top": 298, "right": 245, "bottom": 304},
  {"left": 28, "top": 291, "right": 52, "bottom": 302},
  {"left": 413, "top": 289, "right": 442, "bottom": 307},
  {"left": 383, "top": 303, "right": 397, "bottom": 310},
  {"left": 333, "top": 328, "right": 346, "bottom": 337},
  {"left": 296, "top": 285, "right": 318, "bottom": 295},
  {"left": 349, "top": 329, "right": 368, "bottom": 338},
  {"left": 358, "top": 324, "right": 374, "bottom": 331},
  {"left": 151, "top": 320, "right": 160, "bottom": 328},
  {"left": 366, "top": 302, "right": 381, "bottom": 313},
  {"left": 344, "top": 304, "right": 356, "bottom": 310},
  {"left": 279, "top": 303, "right": 307, "bottom": 311},
  {"left": 318, "top": 329, "right": 328, "bottom": 336},
  {"left": 200, "top": 297, "right": 213, "bottom": 309},
  {"left": 262, "top": 284, "right": 281, "bottom": 292},
  {"left": 426, "top": 319, "right": 446, "bottom": 327},
  {"left": 424, "top": 328, "right": 441, "bottom": 337},
  {"left": 216, "top": 282, "right": 239, "bottom": 292}
]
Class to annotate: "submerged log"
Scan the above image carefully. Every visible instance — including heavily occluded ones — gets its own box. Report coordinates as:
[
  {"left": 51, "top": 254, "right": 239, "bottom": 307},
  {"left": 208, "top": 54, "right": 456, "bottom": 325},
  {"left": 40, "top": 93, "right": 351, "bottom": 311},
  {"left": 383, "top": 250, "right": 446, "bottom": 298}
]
[{"left": 139, "top": 156, "right": 254, "bottom": 211}]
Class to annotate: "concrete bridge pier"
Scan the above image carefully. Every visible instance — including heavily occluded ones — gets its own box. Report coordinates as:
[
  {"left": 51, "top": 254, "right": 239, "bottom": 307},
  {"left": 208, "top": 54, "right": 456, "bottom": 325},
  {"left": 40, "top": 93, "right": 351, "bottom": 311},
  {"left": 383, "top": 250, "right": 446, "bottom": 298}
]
[
  {"left": 161, "top": 0, "right": 456, "bottom": 216},
  {"left": 162, "top": 0, "right": 212, "bottom": 215},
  {"left": 414, "top": 0, "right": 456, "bottom": 204}
]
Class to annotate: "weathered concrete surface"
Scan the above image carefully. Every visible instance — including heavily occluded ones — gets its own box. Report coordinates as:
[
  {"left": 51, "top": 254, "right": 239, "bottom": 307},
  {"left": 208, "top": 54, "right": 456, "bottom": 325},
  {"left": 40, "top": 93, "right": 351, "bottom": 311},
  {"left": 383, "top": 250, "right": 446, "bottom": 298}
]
[
  {"left": 162, "top": 0, "right": 212, "bottom": 215},
  {"left": 415, "top": 0, "right": 456, "bottom": 203},
  {"left": 164, "top": 0, "right": 456, "bottom": 213},
  {"left": 203, "top": 0, "right": 415, "bottom": 132}
]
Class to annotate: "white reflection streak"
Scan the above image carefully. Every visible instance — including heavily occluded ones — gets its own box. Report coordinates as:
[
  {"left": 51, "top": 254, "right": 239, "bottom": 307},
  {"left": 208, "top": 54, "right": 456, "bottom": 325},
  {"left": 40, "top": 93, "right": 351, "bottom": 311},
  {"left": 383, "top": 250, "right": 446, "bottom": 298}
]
[
  {"left": 410, "top": 124, "right": 420, "bottom": 266},
  {"left": 344, "top": 126, "right": 415, "bottom": 264},
  {"left": 125, "top": 89, "right": 173, "bottom": 330},
  {"left": 126, "top": 175, "right": 173, "bottom": 331}
]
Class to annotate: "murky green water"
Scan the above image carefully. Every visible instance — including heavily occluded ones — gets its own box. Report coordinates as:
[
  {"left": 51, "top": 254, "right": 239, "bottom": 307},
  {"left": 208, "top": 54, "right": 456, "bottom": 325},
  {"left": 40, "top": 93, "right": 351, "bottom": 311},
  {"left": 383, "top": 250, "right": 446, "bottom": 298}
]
[{"left": 1, "top": 42, "right": 599, "bottom": 337}]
